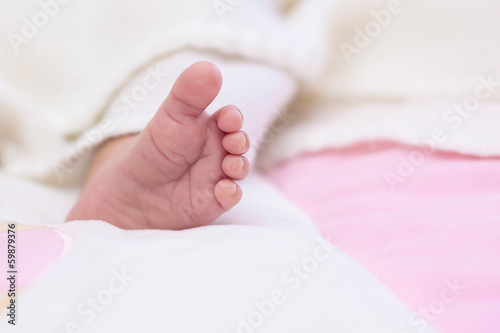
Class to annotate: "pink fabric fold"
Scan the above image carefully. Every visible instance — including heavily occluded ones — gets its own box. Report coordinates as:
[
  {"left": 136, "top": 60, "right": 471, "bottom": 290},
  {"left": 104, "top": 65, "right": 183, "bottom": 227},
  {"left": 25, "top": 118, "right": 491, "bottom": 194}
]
[
  {"left": 266, "top": 142, "right": 500, "bottom": 333},
  {"left": 0, "top": 227, "right": 67, "bottom": 294}
]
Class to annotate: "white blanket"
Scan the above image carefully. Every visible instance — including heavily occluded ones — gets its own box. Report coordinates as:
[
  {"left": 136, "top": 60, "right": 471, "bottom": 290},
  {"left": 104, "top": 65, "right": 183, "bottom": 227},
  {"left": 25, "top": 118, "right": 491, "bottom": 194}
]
[{"left": 0, "top": 172, "right": 435, "bottom": 333}]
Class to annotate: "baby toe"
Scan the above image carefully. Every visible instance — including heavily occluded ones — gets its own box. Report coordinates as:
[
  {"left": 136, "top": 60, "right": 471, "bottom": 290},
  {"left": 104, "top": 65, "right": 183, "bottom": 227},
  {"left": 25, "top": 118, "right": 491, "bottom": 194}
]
[
  {"left": 214, "top": 179, "right": 242, "bottom": 211},
  {"left": 217, "top": 105, "right": 243, "bottom": 133},
  {"left": 222, "top": 155, "right": 250, "bottom": 180},
  {"left": 222, "top": 131, "right": 250, "bottom": 155}
]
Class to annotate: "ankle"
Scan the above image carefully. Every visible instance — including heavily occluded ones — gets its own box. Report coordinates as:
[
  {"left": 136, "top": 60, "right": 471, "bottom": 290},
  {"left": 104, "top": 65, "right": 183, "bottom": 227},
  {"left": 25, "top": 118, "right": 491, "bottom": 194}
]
[{"left": 86, "top": 134, "right": 138, "bottom": 180}]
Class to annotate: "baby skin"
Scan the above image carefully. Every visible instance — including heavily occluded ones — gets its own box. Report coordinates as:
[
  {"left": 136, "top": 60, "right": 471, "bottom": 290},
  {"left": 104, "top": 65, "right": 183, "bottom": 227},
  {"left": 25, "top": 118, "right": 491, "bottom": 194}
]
[{"left": 67, "top": 62, "right": 250, "bottom": 230}]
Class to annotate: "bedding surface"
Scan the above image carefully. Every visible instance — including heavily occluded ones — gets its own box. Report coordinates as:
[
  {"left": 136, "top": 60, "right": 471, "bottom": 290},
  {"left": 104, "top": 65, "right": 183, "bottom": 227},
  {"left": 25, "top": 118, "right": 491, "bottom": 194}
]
[
  {"left": 266, "top": 141, "right": 500, "bottom": 333},
  {"left": 0, "top": 172, "right": 429, "bottom": 333}
]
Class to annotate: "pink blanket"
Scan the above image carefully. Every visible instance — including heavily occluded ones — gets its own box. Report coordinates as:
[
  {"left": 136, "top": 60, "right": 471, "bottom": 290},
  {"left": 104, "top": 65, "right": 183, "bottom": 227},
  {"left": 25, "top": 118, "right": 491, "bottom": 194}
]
[{"left": 266, "top": 141, "right": 500, "bottom": 333}]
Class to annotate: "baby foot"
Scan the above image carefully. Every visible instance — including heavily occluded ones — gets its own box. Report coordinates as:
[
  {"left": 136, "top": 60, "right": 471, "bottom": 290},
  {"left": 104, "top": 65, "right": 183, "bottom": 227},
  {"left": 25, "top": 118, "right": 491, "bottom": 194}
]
[{"left": 67, "top": 62, "right": 250, "bottom": 230}]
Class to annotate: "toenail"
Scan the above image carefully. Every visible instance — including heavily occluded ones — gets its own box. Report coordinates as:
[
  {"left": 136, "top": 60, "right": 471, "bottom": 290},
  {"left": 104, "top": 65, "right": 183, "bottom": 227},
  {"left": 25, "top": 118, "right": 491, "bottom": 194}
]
[
  {"left": 241, "top": 134, "right": 248, "bottom": 150},
  {"left": 220, "top": 180, "right": 238, "bottom": 196},
  {"left": 236, "top": 107, "right": 244, "bottom": 122},
  {"left": 236, "top": 157, "right": 244, "bottom": 171},
  {"left": 229, "top": 183, "right": 238, "bottom": 196}
]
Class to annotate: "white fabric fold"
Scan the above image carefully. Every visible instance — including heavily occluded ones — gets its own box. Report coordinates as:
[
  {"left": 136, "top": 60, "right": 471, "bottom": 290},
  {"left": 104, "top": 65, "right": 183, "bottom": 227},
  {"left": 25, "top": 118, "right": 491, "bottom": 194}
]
[{"left": 0, "top": 172, "right": 436, "bottom": 333}]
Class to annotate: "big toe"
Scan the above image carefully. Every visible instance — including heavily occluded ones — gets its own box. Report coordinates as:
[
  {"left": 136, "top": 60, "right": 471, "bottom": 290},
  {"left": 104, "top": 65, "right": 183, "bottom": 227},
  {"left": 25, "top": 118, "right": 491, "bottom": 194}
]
[
  {"left": 160, "top": 61, "right": 223, "bottom": 121},
  {"left": 142, "top": 61, "right": 224, "bottom": 170}
]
